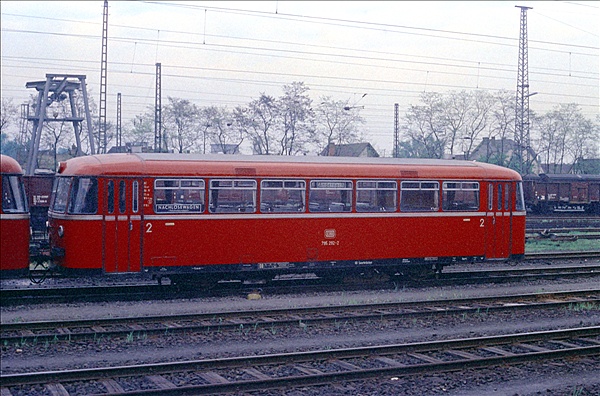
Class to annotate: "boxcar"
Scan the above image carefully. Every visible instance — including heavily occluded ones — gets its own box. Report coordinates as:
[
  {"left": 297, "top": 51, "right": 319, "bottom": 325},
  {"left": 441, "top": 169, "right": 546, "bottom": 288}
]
[
  {"left": 1, "top": 154, "right": 30, "bottom": 278},
  {"left": 23, "top": 171, "right": 55, "bottom": 240},
  {"left": 47, "top": 154, "right": 526, "bottom": 282},
  {"left": 523, "top": 173, "right": 600, "bottom": 214}
]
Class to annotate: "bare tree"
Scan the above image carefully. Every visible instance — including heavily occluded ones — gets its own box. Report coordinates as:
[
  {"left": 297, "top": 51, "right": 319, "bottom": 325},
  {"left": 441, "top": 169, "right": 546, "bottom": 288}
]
[
  {"left": 314, "top": 96, "right": 365, "bottom": 154},
  {"left": 461, "top": 91, "right": 494, "bottom": 160},
  {"left": 536, "top": 103, "right": 591, "bottom": 173},
  {"left": 1, "top": 97, "right": 18, "bottom": 135},
  {"left": 564, "top": 105, "right": 599, "bottom": 170},
  {"left": 401, "top": 92, "right": 447, "bottom": 158},
  {"left": 163, "top": 97, "right": 201, "bottom": 153},
  {"left": 202, "top": 106, "right": 244, "bottom": 154},
  {"left": 481, "top": 90, "right": 515, "bottom": 166},
  {"left": 40, "top": 101, "right": 70, "bottom": 171},
  {"left": 234, "top": 94, "right": 279, "bottom": 155},
  {"left": 442, "top": 91, "right": 469, "bottom": 157},
  {"left": 278, "top": 82, "right": 315, "bottom": 155},
  {"left": 124, "top": 109, "right": 155, "bottom": 150}
]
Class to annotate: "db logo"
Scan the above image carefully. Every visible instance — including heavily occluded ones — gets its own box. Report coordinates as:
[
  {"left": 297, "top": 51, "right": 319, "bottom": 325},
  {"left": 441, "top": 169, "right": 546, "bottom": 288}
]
[{"left": 324, "top": 229, "right": 336, "bottom": 239}]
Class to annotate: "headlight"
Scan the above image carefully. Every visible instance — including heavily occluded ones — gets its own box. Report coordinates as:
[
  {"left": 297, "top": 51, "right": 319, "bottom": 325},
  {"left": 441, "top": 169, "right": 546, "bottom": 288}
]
[{"left": 57, "top": 225, "right": 64, "bottom": 238}]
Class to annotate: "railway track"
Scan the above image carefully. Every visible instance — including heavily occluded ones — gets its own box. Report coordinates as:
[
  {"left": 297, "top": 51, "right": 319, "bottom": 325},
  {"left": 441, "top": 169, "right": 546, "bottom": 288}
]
[
  {"left": 2, "top": 326, "right": 598, "bottom": 395},
  {"left": 526, "top": 216, "right": 600, "bottom": 230},
  {"left": 1, "top": 260, "right": 599, "bottom": 306},
  {"left": 2, "top": 289, "right": 599, "bottom": 345},
  {"left": 525, "top": 251, "right": 600, "bottom": 260}
]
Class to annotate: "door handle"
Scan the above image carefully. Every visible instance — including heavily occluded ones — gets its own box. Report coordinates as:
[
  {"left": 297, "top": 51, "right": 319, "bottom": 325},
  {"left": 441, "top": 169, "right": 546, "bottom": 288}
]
[{"left": 129, "top": 221, "right": 133, "bottom": 231}]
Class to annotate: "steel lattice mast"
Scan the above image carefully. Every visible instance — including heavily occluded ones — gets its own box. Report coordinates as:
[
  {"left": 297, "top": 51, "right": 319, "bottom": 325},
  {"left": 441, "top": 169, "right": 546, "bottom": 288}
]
[
  {"left": 514, "top": 5, "right": 532, "bottom": 174},
  {"left": 116, "top": 92, "right": 122, "bottom": 148},
  {"left": 98, "top": 0, "right": 108, "bottom": 154},
  {"left": 154, "top": 63, "right": 162, "bottom": 153},
  {"left": 393, "top": 103, "right": 399, "bottom": 158}
]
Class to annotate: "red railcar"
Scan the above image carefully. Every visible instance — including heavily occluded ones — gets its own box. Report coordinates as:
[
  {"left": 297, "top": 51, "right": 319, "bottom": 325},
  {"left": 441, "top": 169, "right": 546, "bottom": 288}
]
[
  {"left": 1, "top": 155, "right": 30, "bottom": 277},
  {"left": 47, "top": 154, "right": 526, "bottom": 282}
]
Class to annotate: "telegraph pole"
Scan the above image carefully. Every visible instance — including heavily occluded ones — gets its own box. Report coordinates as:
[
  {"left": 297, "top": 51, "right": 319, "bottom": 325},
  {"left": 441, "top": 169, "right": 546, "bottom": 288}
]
[{"left": 514, "top": 5, "right": 532, "bottom": 174}]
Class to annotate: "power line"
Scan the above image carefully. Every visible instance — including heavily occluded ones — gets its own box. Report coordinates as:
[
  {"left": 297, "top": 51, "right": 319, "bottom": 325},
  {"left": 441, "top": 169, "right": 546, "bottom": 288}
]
[
  {"left": 139, "top": 2, "right": 599, "bottom": 51},
  {"left": 3, "top": 54, "right": 597, "bottom": 101}
]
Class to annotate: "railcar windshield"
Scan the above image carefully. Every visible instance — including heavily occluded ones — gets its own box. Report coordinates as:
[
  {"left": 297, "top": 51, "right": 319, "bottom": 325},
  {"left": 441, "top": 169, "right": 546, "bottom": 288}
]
[
  {"left": 1, "top": 175, "right": 28, "bottom": 213},
  {"left": 442, "top": 182, "right": 479, "bottom": 211},
  {"left": 356, "top": 180, "right": 397, "bottom": 212},
  {"left": 50, "top": 177, "right": 71, "bottom": 213},
  {"left": 400, "top": 181, "right": 439, "bottom": 212},
  {"left": 68, "top": 177, "right": 98, "bottom": 214},
  {"left": 309, "top": 180, "right": 352, "bottom": 212}
]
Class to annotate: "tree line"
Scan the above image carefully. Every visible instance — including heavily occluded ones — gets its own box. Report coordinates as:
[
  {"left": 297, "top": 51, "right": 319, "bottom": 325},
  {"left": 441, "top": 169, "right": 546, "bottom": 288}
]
[{"left": 1, "top": 81, "right": 598, "bottom": 174}]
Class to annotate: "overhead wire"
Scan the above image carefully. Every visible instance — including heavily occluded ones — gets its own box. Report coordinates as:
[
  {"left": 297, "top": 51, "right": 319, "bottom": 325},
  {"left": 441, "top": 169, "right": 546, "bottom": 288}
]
[{"left": 1, "top": 4, "right": 597, "bottom": 135}]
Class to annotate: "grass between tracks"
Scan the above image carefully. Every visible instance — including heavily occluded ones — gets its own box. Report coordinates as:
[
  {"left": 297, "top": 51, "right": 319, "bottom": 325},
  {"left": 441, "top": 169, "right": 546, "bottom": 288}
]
[{"left": 525, "top": 233, "right": 600, "bottom": 253}]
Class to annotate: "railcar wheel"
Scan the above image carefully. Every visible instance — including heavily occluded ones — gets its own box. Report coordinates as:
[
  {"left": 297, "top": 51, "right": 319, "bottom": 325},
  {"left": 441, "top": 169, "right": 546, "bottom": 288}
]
[
  {"left": 169, "top": 274, "right": 220, "bottom": 290},
  {"left": 400, "top": 264, "right": 436, "bottom": 281},
  {"left": 315, "top": 270, "right": 343, "bottom": 285}
]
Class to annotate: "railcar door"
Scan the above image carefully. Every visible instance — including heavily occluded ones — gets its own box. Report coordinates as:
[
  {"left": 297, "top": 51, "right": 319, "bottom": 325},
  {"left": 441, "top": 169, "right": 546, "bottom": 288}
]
[
  {"left": 104, "top": 178, "right": 143, "bottom": 273},
  {"left": 486, "top": 182, "right": 513, "bottom": 259}
]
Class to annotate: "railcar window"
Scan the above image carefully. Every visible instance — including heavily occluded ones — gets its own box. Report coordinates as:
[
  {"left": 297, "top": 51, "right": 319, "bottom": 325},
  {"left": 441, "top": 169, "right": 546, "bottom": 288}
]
[
  {"left": 309, "top": 180, "right": 352, "bottom": 212},
  {"left": 497, "top": 184, "right": 503, "bottom": 211},
  {"left": 260, "top": 180, "right": 306, "bottom": 213},
  {"left": 2, "top": 175, "right": 28, "bottom": 213},
  {"left": 442, "top": 182, "right": 479, "bottom": 211},
  {"left": 356, "top": 180, "right": 397, "bottom": 212},
  {"left": 516, "top": 182, "right": 525, "bottom": 211},
  {"left": 504, "top": 184, "right": 511, "bottom": 211},
  {"left": 119, "top": 181, "right": 126, "bottom": 214},
  {"left": 51, "top": 177, "right": 71, "bottom": 214},
  {"left": 68, "top": 177, "right": 98, "bottom": 214},
  {"left": 400, "top": 181, "right": 439, "bottom": 212},
  {"left": 132, "top": 181, "right": 139, "bottom": 213},
  {"left": 209, "top": 179, "right": 256, "bottom": 213},
  {"left": 488, "top": 184, "right": 493, "bottom": 211},
  {"left": 107, "top": 181, "right": 114, "bottom": 214},
  {"left": 155, "top": 179, "right": 205, "bottom": 213}
]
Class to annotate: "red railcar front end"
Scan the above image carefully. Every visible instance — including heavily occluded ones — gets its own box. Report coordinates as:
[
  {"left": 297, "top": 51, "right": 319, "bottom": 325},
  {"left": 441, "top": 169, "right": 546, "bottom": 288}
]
[{"left": 1, "top": 155, "right": 30, "bottom": 277}]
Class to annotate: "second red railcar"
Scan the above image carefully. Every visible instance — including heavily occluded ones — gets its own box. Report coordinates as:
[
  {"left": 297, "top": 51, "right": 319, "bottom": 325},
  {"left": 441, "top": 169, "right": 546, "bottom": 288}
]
[
  {"left": 47, "top": 154, "right": 526, "bottom": 282},
  {"left": 1, "top": 154, "right": 30, "bottom": 278}
]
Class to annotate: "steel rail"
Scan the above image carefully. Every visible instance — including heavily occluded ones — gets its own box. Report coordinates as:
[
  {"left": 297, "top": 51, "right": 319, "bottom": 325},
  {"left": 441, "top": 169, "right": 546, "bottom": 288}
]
[
  {"left": 1, "top": 261, "right": 599, "bottom": 306},
  {"left": 1, "top": 326, "right": 599, "bottom": 394},
  {"left": 2, "top": 289, "right": 598, "bottom": 344},
  {"left": 525, "top": 251, "right": 600, "bottom": 260}
]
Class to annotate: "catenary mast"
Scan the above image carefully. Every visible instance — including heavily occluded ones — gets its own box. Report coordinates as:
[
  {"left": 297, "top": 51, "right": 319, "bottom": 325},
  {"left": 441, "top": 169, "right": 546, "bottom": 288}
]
[
  {"left": 514, "top": 5, "right": 533, "bottom": 174},
  {"left": 98, "top": 0, "right": 108, "bottom": 153}
]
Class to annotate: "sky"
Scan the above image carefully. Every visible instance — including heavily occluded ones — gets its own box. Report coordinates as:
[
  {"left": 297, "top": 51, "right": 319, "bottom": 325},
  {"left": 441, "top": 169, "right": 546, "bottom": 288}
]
[{"left": 1, "top": 1, "right": 598, "bottom": 156}]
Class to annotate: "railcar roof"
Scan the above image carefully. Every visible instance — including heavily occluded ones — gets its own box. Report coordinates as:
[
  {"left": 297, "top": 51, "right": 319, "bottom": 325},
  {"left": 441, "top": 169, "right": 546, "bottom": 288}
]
[
  {"left": 57, "top": 153, "right": 521, "bottom": 180},
  {"left": 0, "top": 154, "right": 24, "bottom": 174}
]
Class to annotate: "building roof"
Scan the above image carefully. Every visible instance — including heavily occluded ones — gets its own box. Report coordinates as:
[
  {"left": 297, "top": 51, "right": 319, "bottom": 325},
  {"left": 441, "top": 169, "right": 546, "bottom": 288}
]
[{"left": 320, "top": 143, "right": 379, "bottom": 157}]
